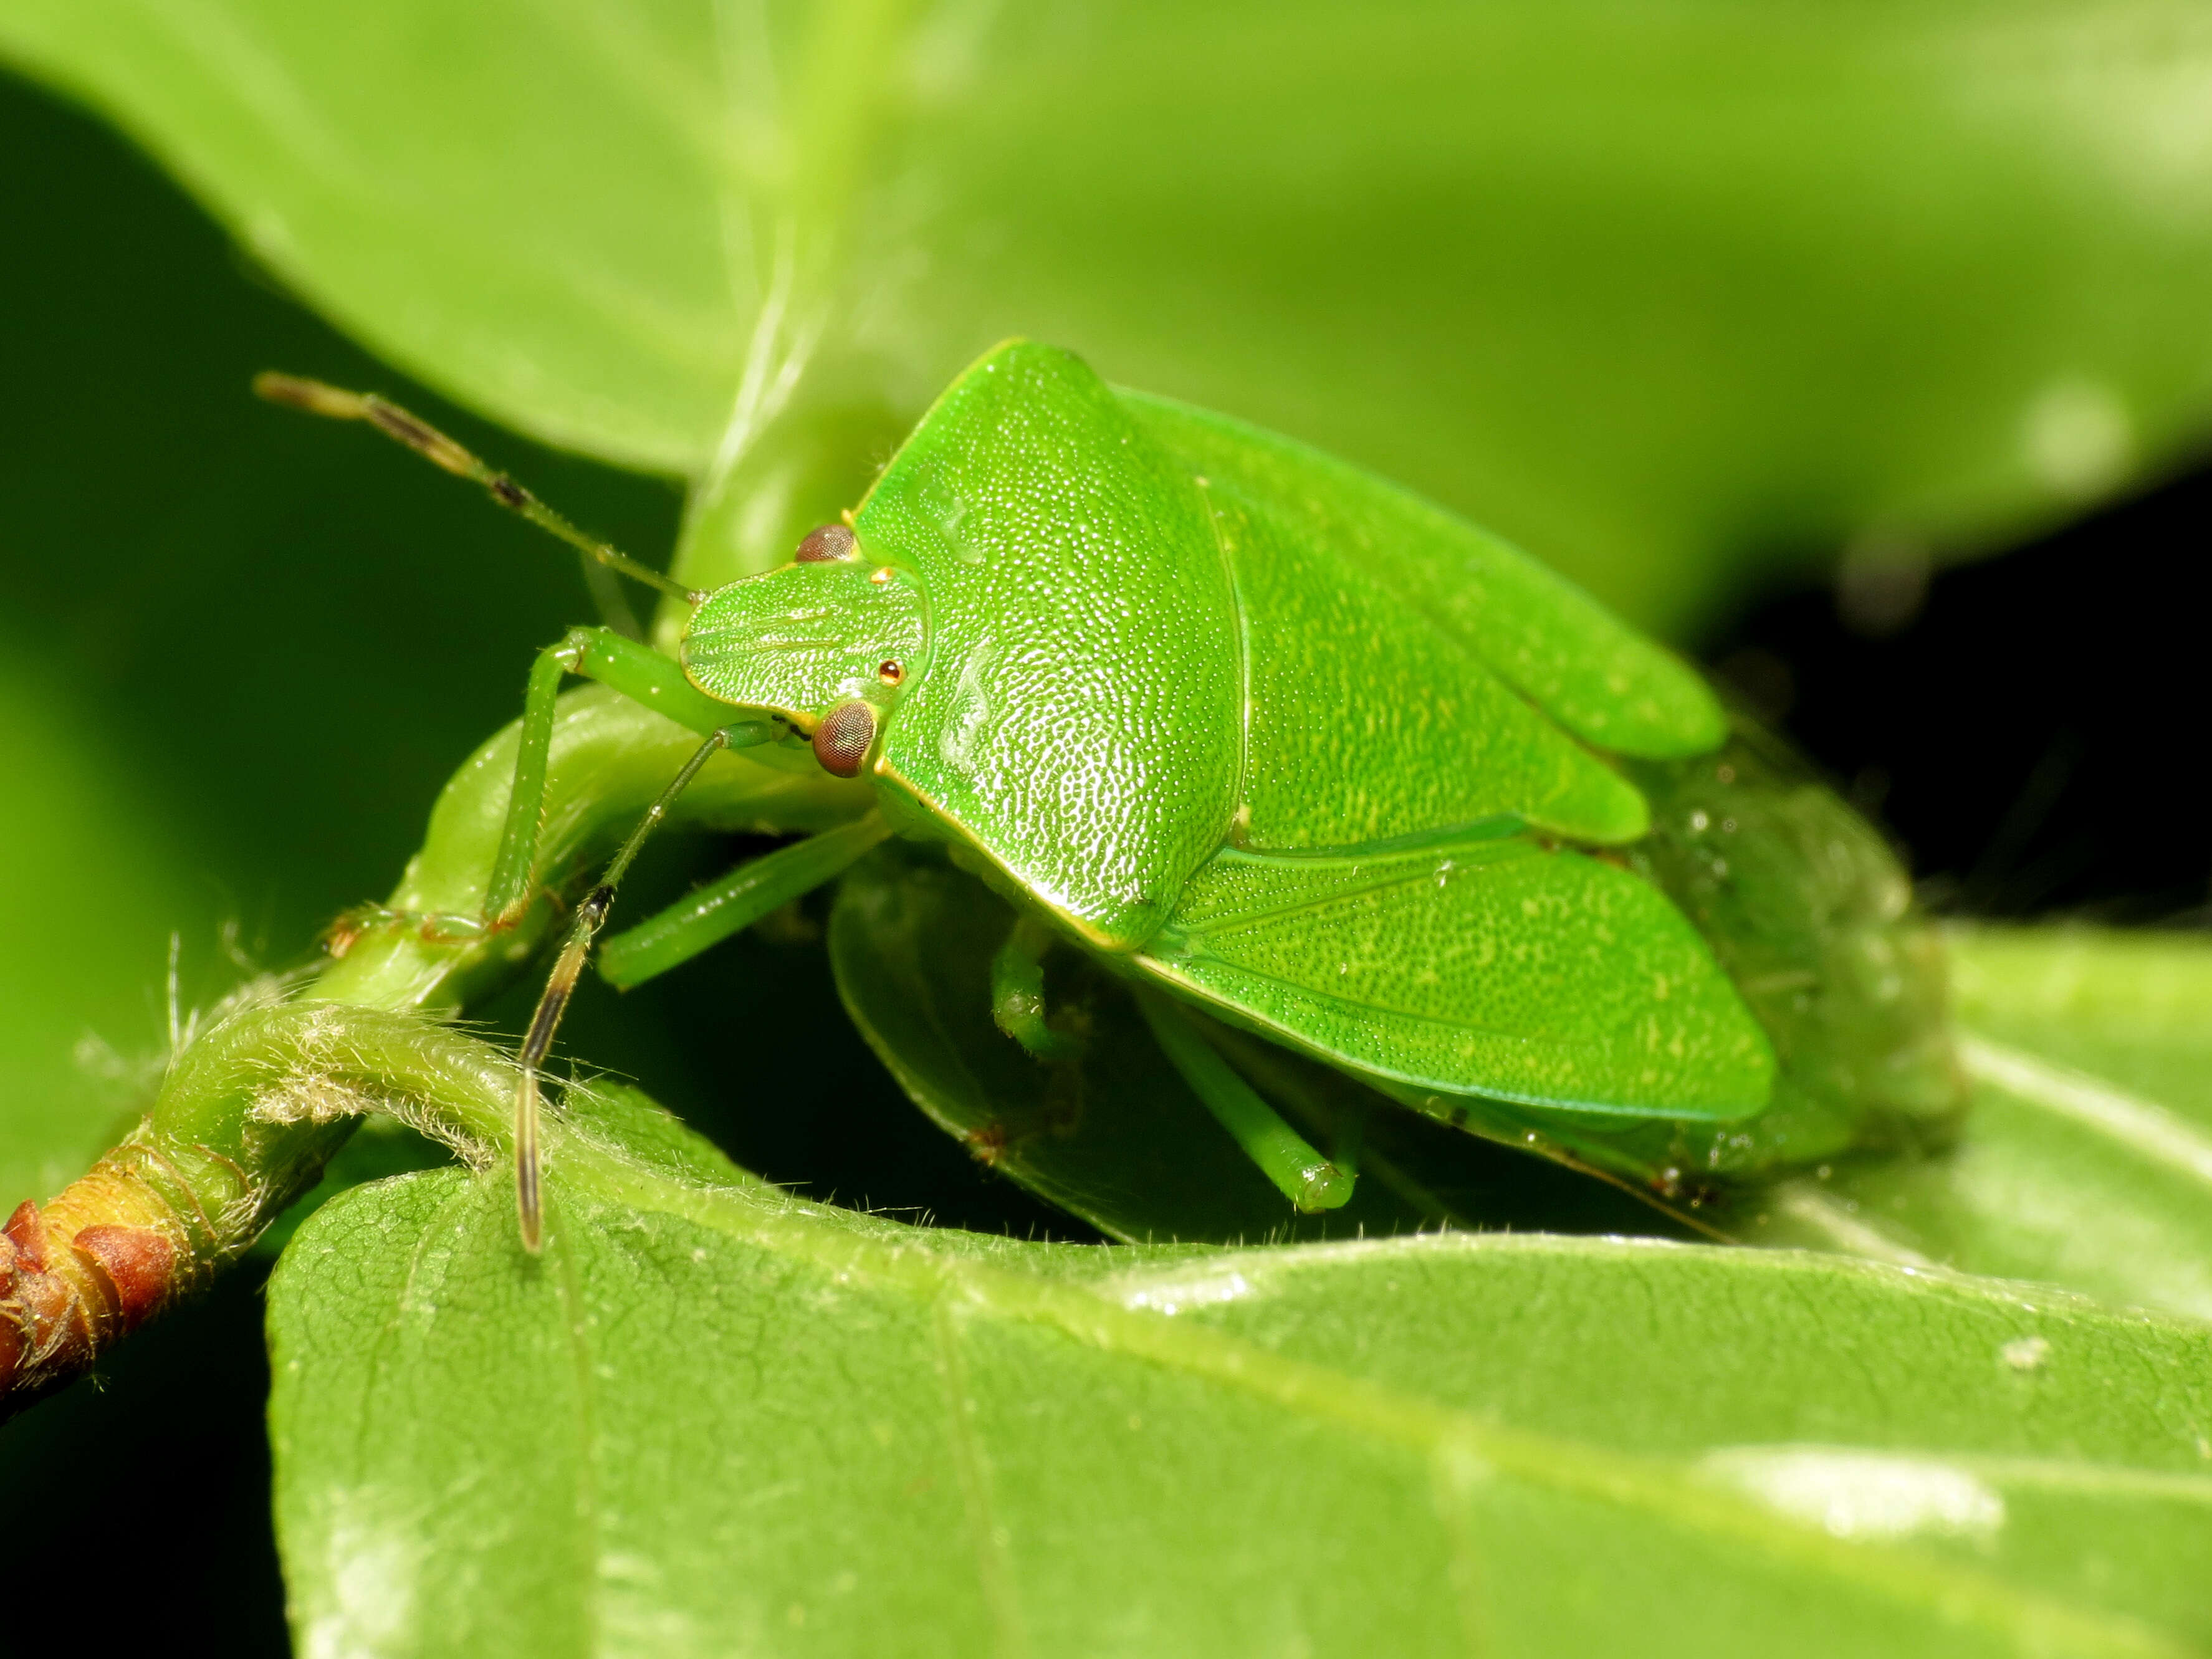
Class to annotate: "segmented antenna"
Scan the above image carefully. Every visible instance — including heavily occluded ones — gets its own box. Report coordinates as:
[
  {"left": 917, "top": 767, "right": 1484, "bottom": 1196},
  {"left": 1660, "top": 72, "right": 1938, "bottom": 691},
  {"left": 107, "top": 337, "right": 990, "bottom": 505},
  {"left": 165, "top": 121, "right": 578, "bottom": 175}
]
[
  {"left": 253, "top": 372, "right": 703, "bottom": 605},
  {"left": 506, "top": 728, "right": 732, "bottom": 1251}
]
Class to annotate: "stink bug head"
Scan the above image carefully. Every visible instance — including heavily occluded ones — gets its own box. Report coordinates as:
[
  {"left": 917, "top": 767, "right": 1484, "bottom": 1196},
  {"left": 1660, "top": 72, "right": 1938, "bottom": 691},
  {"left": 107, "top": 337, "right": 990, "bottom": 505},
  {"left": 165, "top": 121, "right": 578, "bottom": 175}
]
[{"left": 679, "top": 548, "right": 927, "bottom": 745}]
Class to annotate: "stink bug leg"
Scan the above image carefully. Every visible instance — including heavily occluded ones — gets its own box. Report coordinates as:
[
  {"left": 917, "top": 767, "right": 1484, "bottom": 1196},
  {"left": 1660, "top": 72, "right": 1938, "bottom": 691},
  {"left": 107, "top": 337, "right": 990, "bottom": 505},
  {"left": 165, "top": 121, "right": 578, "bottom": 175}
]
[
  {"left": 990, "top": 914, "right": 1084, "bottom": 1060},
  {"left": 1136, "top": 988, "right": 1354, "bottom": 1213},
  {"left": 596, "top": 814, "right": 894, "bottom": 991}
]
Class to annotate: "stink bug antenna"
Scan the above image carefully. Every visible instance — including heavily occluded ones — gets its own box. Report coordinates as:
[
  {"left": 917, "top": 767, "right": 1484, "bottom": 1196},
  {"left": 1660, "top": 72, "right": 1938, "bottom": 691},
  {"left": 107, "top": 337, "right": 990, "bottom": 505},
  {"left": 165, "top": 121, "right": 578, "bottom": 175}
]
[
  {"left": 254, "top": 373, "right": 705, "bottom": 609},
  {"left": 508, "top": 725, "right": 732, "bottom": 1252}
]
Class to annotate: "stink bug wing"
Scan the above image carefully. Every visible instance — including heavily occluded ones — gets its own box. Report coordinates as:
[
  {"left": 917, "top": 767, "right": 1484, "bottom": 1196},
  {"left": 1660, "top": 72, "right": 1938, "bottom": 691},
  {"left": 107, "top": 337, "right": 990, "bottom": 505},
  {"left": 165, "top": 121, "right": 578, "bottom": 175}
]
[
  {"left": 1175, "top": 452, "right": 1650, "bottom": 849},
  {"left": 1121, "top": 391, "right": 1727, "bottom": 762},
  {"left": 856, "top": 343, "right": 1240, "bottom": 950},
  {"left": 1139, "top": 838, "right": 1775, "bottom": 1117}
]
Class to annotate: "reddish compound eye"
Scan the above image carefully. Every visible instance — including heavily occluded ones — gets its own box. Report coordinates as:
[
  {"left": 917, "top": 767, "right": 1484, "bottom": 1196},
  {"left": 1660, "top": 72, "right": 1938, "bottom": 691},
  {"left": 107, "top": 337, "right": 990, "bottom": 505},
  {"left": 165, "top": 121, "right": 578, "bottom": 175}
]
[
  {"left": 795, "top": 522, "right": 858, "bottom": 563},
  {"left": 812, "top": 700, "right": 877, "bottom": 777},
  {"left": 878, "top": 660, "right": 905, "bottom": 686}
]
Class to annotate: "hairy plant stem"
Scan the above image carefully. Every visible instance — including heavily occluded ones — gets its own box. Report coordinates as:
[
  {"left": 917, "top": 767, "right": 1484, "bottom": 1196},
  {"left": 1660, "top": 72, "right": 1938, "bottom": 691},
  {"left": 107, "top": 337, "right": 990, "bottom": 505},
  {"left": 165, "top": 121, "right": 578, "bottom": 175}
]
[{"left": 1, "top": 686, "right": 866, "bottom": 1408}]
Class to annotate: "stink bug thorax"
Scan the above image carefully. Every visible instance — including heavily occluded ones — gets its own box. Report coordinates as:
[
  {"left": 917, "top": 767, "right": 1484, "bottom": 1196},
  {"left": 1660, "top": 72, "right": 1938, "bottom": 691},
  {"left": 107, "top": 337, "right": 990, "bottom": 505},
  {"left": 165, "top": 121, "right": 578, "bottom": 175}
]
[{"left": 812, "top": 700, "right": 877, "bottom": 777}]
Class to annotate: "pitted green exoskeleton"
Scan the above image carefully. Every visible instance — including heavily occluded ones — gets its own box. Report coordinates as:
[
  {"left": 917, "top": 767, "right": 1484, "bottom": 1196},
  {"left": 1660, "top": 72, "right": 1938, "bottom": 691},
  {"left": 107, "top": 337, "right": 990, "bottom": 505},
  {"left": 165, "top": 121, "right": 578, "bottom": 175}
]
[{"left": 264, "top": 341, "right": 1964, "bottom": 1250}]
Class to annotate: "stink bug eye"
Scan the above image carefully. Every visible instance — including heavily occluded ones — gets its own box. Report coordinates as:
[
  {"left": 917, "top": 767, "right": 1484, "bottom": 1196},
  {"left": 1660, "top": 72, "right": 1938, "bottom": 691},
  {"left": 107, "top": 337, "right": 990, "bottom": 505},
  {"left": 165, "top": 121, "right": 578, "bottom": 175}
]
[
  {"left": 795, "top": 522, "right": 859, "bottom": 563},
  {"left": 878, "top": 660, "right": 905, "bottom": 686},
  {"left": 812, "top": 699, "right": 878, "bottom": 777}
]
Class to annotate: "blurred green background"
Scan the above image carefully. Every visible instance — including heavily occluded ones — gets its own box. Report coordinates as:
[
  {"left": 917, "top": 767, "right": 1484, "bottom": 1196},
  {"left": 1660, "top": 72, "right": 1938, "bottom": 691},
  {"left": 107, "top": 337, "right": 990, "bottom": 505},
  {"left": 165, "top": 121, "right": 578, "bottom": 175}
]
[{"left": 11, "top": 1, "right": 2212, "bottom": 633}]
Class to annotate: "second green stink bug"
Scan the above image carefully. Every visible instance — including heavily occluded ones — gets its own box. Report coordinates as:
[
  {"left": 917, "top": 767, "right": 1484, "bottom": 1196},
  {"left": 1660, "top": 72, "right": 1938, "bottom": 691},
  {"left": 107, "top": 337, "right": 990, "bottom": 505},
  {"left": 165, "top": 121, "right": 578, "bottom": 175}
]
[{"left": 264, "top": 339, "right": 1965, "bottom": 1249}]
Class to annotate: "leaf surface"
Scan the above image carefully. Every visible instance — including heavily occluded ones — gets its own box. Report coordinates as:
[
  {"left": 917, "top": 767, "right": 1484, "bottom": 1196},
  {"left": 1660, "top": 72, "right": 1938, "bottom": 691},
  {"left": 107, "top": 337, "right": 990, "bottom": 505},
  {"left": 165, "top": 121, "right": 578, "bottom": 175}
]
[
  {"left": 1745, "top": 928, "right": 2212, "bottom": 1322},
  {"left": 268, "top": 1074, "right": 2212, "bottom": 1658},
  {"left": 10, "top": 2, "right": 2212, "bottom": 626}
]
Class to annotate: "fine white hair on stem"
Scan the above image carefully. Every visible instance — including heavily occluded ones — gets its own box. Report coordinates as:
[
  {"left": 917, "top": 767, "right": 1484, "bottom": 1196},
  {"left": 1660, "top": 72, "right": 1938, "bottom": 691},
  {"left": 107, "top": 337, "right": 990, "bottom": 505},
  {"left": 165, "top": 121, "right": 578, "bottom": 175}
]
[{"left": 166, "top": 931, "right": 183, "bottom": 1056}]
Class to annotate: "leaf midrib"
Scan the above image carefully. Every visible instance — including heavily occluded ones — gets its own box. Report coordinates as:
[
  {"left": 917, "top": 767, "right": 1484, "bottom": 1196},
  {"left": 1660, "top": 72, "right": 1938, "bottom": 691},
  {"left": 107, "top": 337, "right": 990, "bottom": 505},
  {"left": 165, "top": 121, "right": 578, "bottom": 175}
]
[
  {"left": 1960, "top": 1033, "right": 2212, "bottom": 1192},
  {"left": 932, "top": 1300, "right": 1028, "bottom": 1659}
]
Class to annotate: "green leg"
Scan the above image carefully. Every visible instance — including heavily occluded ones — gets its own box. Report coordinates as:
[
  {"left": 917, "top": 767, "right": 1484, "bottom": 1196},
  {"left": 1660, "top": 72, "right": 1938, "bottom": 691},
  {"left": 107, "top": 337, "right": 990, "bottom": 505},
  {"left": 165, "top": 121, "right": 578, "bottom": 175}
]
[
  {"left": 992, "top": 915, "right": 1084, "bottom": 1059},
  {"left": 483, "top": 626, "right": 773, "bottom": 927},
  {"left": 1135, "top": 988, "right": 1355, "bottom": 1213},
  {"left": 597, "top": 813, "right": 893, "bottom": 990}
]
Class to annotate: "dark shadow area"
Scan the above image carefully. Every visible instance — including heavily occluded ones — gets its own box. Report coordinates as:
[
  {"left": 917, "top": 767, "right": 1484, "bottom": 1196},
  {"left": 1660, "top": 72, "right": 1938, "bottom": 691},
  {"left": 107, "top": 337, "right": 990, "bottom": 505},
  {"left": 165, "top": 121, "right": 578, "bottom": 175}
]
[
  {"left": 0, "top": 1267, "right": 289, "bottom": 1656},
  {"left": 1713, "top": 479, "right": 2212, "bottom": 924}
]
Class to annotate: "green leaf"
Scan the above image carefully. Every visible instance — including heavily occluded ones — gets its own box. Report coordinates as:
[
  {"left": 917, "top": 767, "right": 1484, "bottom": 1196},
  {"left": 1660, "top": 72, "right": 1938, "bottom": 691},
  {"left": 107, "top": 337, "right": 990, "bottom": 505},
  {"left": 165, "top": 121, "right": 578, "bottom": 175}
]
[
  {"left": 1745, "top": 928, "right": 2212, "bottom": 1322},
  {"left": 10, "top": 2, "right": 2212, "bottom": 628},
  {"left": 269, "top": 1122, "right": 2212, "bottom": 1658}
]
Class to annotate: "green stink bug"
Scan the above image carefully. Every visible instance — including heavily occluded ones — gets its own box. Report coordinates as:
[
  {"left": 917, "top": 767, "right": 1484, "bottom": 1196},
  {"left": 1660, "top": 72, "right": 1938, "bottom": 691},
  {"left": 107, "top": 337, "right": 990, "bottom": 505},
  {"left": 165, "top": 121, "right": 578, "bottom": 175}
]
[{"left": 264, "top": 340, "right": 1963, "bottom": 1248}]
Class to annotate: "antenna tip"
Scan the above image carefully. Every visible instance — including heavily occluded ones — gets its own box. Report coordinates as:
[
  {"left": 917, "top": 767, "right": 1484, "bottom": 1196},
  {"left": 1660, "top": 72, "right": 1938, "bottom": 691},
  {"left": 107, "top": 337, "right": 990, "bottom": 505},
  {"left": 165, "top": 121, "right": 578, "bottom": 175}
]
[
  {"left": 516, "top": 1150, "right": 545, "bottom": 1254},
  {"left": 253, "top": 371, "right": 365, "bottom": 419}
]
